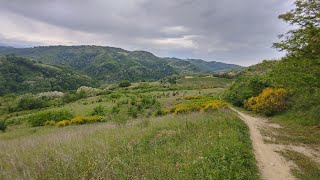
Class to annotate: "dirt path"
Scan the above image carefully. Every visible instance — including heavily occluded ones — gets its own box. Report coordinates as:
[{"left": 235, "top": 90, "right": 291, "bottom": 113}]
[{"left": 229, "top": 107, "right": 296, "bottom": 180}]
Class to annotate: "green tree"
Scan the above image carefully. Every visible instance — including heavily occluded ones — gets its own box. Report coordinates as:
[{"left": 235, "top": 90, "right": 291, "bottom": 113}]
[
  {"left": 273, "top": 0, "right": 320, "bottom": 58},
  {"left": 119, "top": 80, "right": 131, "bottom": 87},
  {"left": 17, "top": 95, "right": 48, "bottom": 110}
]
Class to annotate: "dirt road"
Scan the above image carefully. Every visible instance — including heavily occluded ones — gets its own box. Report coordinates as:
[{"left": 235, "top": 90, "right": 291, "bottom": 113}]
[{"left": 229, "top": 107, "right": 296, "bottom": 180}]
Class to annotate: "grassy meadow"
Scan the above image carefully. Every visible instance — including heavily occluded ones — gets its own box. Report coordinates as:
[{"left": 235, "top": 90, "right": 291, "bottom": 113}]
[
  {"left": 0, "top": 76, "right": 259, "bottom": 179},
  {"left": 0, "top": 111, "right": 259, "bottom": 179}
]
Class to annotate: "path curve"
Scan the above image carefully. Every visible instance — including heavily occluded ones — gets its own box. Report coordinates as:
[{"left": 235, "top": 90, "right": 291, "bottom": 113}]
[{"left": 229, "top": 107, "right": 296, "bottom": 180}]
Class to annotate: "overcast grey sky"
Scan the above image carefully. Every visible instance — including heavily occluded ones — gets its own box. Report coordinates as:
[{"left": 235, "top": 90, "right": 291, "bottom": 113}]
[{"left": 0, "top": 0, "right": 294, "bottom": 66}]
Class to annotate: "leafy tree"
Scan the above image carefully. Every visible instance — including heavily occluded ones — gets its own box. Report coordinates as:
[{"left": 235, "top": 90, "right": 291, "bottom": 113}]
[
  {"left": 167, "top": 77, "right": 177, "bottom": 85},
  {"left": 224, "top": 75, "right": 270, "bottom": 107},
  {"left": 119, "top": 80, "right": 131, "bottom": 87},
  {"left": 273, "top": 0, "right": 320, "bottom": 58},
  {"left": 17, "top": 95, "right": 48, "bottom": 110}
]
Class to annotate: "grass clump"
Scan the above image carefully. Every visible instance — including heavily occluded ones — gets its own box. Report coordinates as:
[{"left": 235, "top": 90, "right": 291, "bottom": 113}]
[
  {"left": 28, "top": 109, "right": 74, "bottom": 127},
  {"left": 281, "top": 150, "right": 320, "bottom": 180}
]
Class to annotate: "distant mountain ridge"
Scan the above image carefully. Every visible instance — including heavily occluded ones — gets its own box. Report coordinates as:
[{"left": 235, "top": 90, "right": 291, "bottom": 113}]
[
  {"left": 0, "top": 45, "right": 242, "bottom": 82},
  {"left": 0, "top": 55, "right": 97, "bottom": 95}
]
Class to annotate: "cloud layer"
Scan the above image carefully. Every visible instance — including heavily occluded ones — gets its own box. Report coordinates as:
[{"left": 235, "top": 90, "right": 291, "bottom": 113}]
[{"left": 0, "top": 0, "right": 294, "bottom": 65}]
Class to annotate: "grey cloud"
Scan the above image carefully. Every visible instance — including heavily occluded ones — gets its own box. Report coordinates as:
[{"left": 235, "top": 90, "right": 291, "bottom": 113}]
[{"left": 0, "top": 0, "right": 293, "bottom": 65}]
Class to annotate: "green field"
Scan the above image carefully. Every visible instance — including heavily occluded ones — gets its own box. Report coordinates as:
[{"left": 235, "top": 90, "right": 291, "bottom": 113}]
[
  {"left": 0, "top": 111, "right": 258, "bottom": 179},
  {"left": 0, "top": 77, "right": 259, "bottom": 179}
]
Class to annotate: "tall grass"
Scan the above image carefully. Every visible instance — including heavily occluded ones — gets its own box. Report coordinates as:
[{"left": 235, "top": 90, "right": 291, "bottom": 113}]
[{"left": 0, "top": 110, "right": 259, "bottom": 179}]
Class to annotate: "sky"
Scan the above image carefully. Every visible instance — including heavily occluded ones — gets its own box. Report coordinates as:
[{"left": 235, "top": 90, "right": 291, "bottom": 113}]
[{"left": 0, "top": 0, "right": 294, "bottom": 66}]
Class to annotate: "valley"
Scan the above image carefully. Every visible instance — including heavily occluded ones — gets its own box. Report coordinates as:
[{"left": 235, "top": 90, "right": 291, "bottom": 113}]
[{"left": 0, "top": 0, "right": 319, "bottom": 179}]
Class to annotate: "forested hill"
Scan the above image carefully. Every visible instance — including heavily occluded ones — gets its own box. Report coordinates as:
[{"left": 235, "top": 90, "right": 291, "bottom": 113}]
[
  {"left": 0, "top": 55, "right": 97, "bottom": 95},
  {"left": 0, "top": 46, "right": 242, "bottom": 82}
]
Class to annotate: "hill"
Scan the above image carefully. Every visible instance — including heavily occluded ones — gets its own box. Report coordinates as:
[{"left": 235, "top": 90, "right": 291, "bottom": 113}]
[
  {"left": 0, "top": 46, "right": 242, "bottom": 82},
  {"left": 0, "top": 55, "right": 97, "bottom": 95},
  {"left": 224, "top": 57, "right": 320, "bottom": 125},
  {"left": 186, "top": 59, "right": 242, "bottom": 72}
]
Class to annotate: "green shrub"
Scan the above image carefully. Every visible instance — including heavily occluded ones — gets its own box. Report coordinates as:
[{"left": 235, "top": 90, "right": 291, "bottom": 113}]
[
  {"left": 128, "top": 107, "right": 138, "bottom": 118},
  {"left": 119, "top": 80, "right": 131, "bottom": 87},
  {"left": 17, "top": 95, "right": 48, "bottom": 110},
  {"left": 28, "top": 109, "right": 74, "bottom": 127},
  {"left": 111, "top": 106, "right": 120, "bottom": 114},
  {"left": 224, "top": 76, "right": 270, "bottom": 107},
  {"left": 90, "top": 105, "right": 105, "bottom": 116},
  {"left": 0, "top": 120, "right": 7, "bottom": 132},
  {"left": 154, "top": 109, "right": 170, "bottom": 116}
]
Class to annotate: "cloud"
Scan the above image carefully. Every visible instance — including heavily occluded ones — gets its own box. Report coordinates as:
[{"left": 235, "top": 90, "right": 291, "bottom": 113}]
[
  {"left": 161, "top": 26, "right": 189, "bottom": 34},
  {"left": 0, "top": 0, "right": 294, "bottom": 65},
  {"left": 139, "top": 35, "right": 200, "bottom": 49}
]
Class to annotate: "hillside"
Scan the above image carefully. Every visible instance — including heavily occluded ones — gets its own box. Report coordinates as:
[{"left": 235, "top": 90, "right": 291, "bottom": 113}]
[
  {"left": 224, "top": 57, "right": 320, "bottom": 125},
  {"left": 0, "top": 46, "right": 242, "bottom": 82},
  {"left": 0, "top": 55, "right": 97, "bottom": 95},
  {"left": 187, "top": 59, "right": 242, "bottom": 72}
]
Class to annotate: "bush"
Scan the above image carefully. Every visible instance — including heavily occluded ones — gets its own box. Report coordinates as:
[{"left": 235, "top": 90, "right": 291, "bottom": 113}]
[
  {"left": 70, "top": 116, "right": 101, "bottom": 125},
  {"left": 45, "top": 116, "right": 102, "bottom": 127},
  {"left": 17, "top": 95, "right": 48, "bottom": 110},
  {"left": 76, "top": 86, "right": 101, "bottom": 97},
  {"left": 169, "top": 100, "right": 227, "bottom": 115},
  {"left": 111, "top": 106, "right": 120, "bottom": 114},
  {"left": 245, "top": 87, "right": 288, "bottom": 116},
  {"left": 28, "top": 109, "right": 74, "bottom": 127},
  {"left": 0, "top": 120, "right": 7, "bottom": 132},
  {"left": 90, "top": 105, "right": 105, "bottom": 116},
  {"left": 202, "top": 101, "right": 228, "bottom": 112},
  {"left": 119, "top": 80, "right": 131, "bottom": 87},
  {"left": 37, "top": 91, "right": 64, "bottom": 99},
  {"left": 183, "top": 95, "right": 204, "bottom": 100},
  {"left": 224, "top": 76, "right": 270, "bottom": 107},
  {"left": 128, "top": 107, "right": 138, "bottom": 118},
  {"left": 62, "top": 92, "right": 82, "bottom": 103},
  {"left": 56, "top": 120, "right": 71, "bottom": 127},
  {"left": 154, "top": 109, "right": 170, "bottom": 116}
]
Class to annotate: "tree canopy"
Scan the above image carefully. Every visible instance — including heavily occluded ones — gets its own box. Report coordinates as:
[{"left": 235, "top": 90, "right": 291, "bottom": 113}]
[{"left": 273, "top": 0, "right": 320, "bottom": 58}]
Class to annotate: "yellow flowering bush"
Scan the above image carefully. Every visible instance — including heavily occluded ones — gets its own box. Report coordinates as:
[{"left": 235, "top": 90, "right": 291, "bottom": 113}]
[
  {"left": 44, "top": 121, "right": 56, "bottom": 126},
  {"left": 70, "top": 116, "right": 101, "bottom": 124},
  {"left": 56, "top": 120, "right": 71, "bottom": 127},
  {"left": 183, "top": 95, "right": 204, "bottom": 100},
  {"left": 169, "top": 100, "right": 227, "bottom": 115},
  {"left": 245, "top": 87, "right": 288, "bottom": 115},
  {"left": 203, "top": 101, "right": 228, "bottom": 112},
  {"left": 45, "top": 116, "right": 102, "bottom": 127}
]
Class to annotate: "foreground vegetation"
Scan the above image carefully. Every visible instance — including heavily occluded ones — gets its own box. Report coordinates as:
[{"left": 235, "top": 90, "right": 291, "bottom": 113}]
[
  {"left": 0, "top": 110, "right": 258, "bottom": 179},
  {"left": 224, "top": 1, "right": 320, "bottom": 178},
  {"left": 0, "top": 76, "right": 260, "bottom": 179}
]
